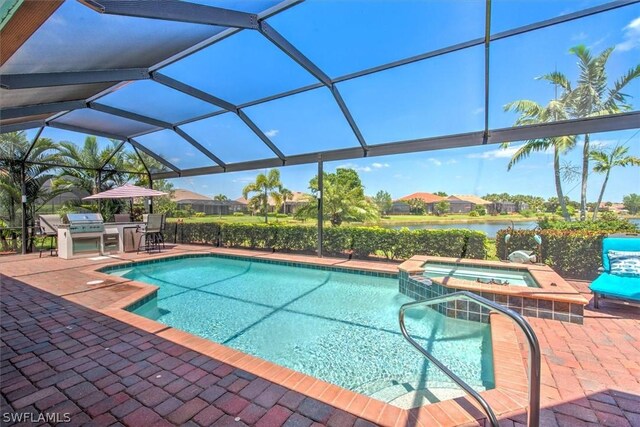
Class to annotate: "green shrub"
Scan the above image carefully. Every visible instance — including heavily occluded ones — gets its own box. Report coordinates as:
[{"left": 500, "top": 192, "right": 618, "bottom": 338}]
[
  {"left": 172, "top": 222, "right": 488, "bottom": 261},
  {"left": 519, "top": 209, "right": 535, "bottom": 218},
  {"left": 495, "top": 228, "right": 611, "bottom": 279},
  {"left": 275, "top": 213, "right": 289, "bottom": 218},
  {"left": 537, "top": 214, "right": 638, "bottom": 233},
  {"left": 500, "top": 211, "right": 508, "bottom": 216},
  {"left": 233, "top": 212, "right": 244, "bottom": 216},
  {"left": 468, "top": 211, "right": 479, "bottom": 217},
  {"left": 194, "top": 212, "right": 206, "bottom": 217}
]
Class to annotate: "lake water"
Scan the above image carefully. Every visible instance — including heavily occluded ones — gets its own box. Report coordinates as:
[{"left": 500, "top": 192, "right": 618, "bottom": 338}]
[{"left": 387, "top": 218, "right": 640, "bottom": 239}]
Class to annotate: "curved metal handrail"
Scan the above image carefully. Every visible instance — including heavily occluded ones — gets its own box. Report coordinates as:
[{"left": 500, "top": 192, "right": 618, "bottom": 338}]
[{"left": 399, "top": 290, "right": 541, "bottom": 427}]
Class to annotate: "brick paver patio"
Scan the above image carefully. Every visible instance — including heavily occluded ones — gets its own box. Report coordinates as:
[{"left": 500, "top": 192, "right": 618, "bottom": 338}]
[{"left": 1, "top": 247, "right": 639, "bottom": 426}]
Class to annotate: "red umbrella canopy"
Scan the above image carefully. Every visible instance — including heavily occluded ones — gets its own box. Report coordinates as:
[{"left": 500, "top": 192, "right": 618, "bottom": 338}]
[{"left": 83, "top": 183, "right": 167, "bottom": 200}]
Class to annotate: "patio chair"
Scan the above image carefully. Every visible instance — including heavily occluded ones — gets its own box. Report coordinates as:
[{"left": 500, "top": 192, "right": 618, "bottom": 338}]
[
  {"left": 589, "top": 235, "right": 640, "bottom": 308},
  {"left": 137, "top": 213, "right": 164, "bottom": 253},
  {"left": 37, "top": 214, "right": 61, "bottom": 257}
]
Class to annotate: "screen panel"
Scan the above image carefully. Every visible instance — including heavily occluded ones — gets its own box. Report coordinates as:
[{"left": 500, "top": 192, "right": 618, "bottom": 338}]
[
  {"left": 338, "top": 46, "right": 485, "bottom": 145},
  {"left": 51, "top": 109, "right": 159, "bottom": 138},
  {"left": 243, "top": 87, "right": 362, "bottom": 156},
  {"left": 134, "top": 129, "right": 216, "bottom": 170},
  {"left": 266, "top": 0, "right": 485, "bottom": 77},
  {"left": 96, "top": 80, "right": 221, "bottom": 124},
  {"left": 0, "top": 0, "right": 225, "bottom": 74},
  {"left": 27, "top": 127, "right": 122, "bottom": 168},
  {"left": 179, "top": 113, "right": 278, "bottom": 164},
  {"left": 160, "top": 30, "right": 317, "bottom": 105}
]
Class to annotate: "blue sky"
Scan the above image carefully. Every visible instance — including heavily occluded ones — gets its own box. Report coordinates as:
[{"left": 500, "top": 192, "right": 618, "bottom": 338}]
[{"left": 20, "top": 1, "right": 640, "bottom": 202}]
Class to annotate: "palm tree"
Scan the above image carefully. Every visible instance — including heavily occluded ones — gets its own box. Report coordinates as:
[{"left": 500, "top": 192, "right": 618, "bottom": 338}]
[
  {"left": 590, "top": 145, "right": 640, "bottom": 219},
  {"left": 213, "top": 193, "right": 228, "bottom": 218},
  {"left": 242, "top": 169, "right": 283, "bottom": 224},
  {"left": 280, "top": 188, "right": 293, "bottom": 215},
  {"left": 54, "top": 136, "right": 129, "bottom": 218},
  {"left": 565, "top": 45, "right": 640, "bottom": 220},
  {"left": 503, "top": 90, "right": 576, "bottom": 220}
]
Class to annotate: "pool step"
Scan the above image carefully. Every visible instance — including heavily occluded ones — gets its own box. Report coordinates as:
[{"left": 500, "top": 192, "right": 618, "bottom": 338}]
[{"left": 362, "top": 379, "right": 466, "bottom": 409}]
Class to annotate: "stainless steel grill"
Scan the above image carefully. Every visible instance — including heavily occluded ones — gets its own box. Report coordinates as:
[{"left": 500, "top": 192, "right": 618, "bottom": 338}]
[{"left": 64, "top": 213, "right": 105, "bottom": 234}]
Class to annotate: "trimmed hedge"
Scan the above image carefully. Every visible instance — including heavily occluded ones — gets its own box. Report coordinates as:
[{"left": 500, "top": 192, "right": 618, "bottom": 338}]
[
  {"left": 496, "top": 229, "right": 607, "bottom": 280},
  {"left": 169, "top": 222, "right": 488, "bottom": 260}
]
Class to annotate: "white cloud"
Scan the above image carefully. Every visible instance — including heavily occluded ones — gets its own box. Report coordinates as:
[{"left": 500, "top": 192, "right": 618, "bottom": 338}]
[
  {"left": 338, "top": 162, "right": 389, "bottom": 173},
  {"left": 617, "top": 17, "right": 640, "bottom": 52},
  {"left": 371, "top": 162, "right": 390, "bottom": 168},
  {"left": 232, "top": 176, "right": 255, "bottom": 183},
  {"left": 472, "top": 107, "right": 484, "bottom": 116},
  {"left": 428, "top": 158, "right": 442, "bottom": 166},
  {"left": 265, "top": 129, "right": 279, "bottom": 137},
  {"left": 571, "top": 31, "right": 588, "bottom": 41},
  {"left": 201, "top": 184, "right": 209, "bottom": 189},
  {"left": 169, "top": 157, "right": 180, "bottom": 163},
  {"left": 446, "top": 159, "right": 458, "bottom": 165},
  {"left": 466, "top": 144, "right": 548, "bottom": 160}
]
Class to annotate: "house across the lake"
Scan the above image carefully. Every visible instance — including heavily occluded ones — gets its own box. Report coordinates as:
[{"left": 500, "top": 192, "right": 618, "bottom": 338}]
[
  {"left": 391, "top": 192, "right": 445, "bottom": 214},
  {"left": 446, "top": 194, "right": 493, "bottom": 213},
  {"left": 173, "top": 189, "right": 245, "bottom": 215}
]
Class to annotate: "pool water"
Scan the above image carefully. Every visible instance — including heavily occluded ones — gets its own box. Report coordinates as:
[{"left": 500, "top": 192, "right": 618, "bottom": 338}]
[
  {"left": 424, "top": 262, "right": 539, "bottom": 287},
  {"left": 109, "top": 256, "right": 495, "bottom": 408}
]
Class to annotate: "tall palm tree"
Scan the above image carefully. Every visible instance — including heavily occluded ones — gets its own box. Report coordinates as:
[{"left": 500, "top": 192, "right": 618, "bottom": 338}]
[
  {"left": 242, "top": 169, "right": 283, "bottom": 224},
  {"left": 213, "top": 193, "right": 228, "bottom": 218},
  {"left": 565, "top": 45, "right": 640, "bottom": 220},
  {"left": 503, "top": 91, "right": 576, "bottom": 220},
  {"left": 590, "top": 145, "right": 640, "bottom": 219}
]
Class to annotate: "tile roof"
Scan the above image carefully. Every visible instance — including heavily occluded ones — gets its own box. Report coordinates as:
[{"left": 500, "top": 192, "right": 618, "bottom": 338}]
[
  {"left": 396, "top": 192, "right": 444, "bottom": 204},
  {"left": 447, "top": 194, "right": 492, "bottom": 205}
]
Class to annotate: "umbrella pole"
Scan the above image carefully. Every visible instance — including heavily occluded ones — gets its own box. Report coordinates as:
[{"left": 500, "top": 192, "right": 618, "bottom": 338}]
[{"left": 130, "top": 198, "right": 133, "bottom": 219}]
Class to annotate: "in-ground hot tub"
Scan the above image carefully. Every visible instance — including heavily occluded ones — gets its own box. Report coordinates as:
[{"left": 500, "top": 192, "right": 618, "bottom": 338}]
[
  {"left": 423, "top": 262, "right": 539, "bottom": 287},
  {"left": 399, "top": 256, "right": 589, "bottom": 324}
]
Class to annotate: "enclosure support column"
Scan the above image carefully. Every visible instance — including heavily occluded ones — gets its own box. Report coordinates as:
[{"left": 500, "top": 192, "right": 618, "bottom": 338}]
[
  {"left": 148, "top": 175, "right": 154, "bottom": 214},
  {"left": 317, "top": 155, "right": 323, "bottom": 258},
  {"left": 97, "top": 170, "right": 102, "bottom": 214},
  {"left": 20, "top": 163, "right": 27, "bottom": 255}
]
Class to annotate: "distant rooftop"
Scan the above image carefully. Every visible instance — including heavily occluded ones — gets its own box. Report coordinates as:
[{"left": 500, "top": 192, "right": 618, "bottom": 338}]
[{"left": 396, "top": 192, "right": 444, "bottom": 204}]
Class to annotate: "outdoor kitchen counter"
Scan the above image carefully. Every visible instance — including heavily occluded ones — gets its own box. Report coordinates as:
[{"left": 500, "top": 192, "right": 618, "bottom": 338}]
[{"left": 103, "top": 222, "right": 145, "bottom": 253}]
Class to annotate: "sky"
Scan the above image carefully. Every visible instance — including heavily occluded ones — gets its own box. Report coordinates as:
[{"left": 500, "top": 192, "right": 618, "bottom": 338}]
[{"left": 14, "top": 0, "right": 640, "bottom": 203}]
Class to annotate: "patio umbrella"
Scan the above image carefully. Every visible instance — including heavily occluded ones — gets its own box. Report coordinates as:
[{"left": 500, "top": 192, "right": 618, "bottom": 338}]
[{"left": 83, "top": 183, "right": 168, "bottom": 216}]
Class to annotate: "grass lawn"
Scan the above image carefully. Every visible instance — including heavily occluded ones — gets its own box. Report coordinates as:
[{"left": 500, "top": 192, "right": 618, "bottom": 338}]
[
  {"left": 166, "top": 215, "right": 308, "bottom": 225},
  {"left": 373, "top": 214, "right": 535, "bottom": 225},
  {"left": 167, "top": 213, "right": 536, "bottom": 226}
]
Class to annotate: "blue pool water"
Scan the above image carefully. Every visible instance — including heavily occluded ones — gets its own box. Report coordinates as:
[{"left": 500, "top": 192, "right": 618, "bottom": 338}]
[{"left": 109, "top": 256, "right": 494, "bottom": 408}]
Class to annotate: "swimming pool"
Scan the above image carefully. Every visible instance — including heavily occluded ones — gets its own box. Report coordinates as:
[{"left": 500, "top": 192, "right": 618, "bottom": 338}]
[
  {"left": 424, "top": 262, "right": 539, "bottom": 287},
  {"left": 108, "top": 255, "right": 495, "bottom": 408}
]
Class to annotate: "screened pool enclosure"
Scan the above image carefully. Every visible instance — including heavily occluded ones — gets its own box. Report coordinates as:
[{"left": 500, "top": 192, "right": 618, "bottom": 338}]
[{"left": 1, "top": 0, "right": 639, "bottom": 253}]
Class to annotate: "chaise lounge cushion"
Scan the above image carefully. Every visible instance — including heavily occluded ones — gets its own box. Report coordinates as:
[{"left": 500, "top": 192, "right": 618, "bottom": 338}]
[{"left": 590, "top": 272, "right": 640, "bottom": 302}]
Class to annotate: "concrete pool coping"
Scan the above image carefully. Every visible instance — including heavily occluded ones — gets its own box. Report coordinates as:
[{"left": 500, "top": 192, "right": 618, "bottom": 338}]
[
  {"left": 399, "top": 256, "right": 589, "bottom": 306},
  {"left": 85, "top": 249, "right": 531, "bottom": 426}
]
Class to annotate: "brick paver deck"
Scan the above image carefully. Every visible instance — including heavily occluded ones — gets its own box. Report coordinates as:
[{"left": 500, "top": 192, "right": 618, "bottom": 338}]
[{"left": 1, "top": 246, "right": 640, "bottom": 426}]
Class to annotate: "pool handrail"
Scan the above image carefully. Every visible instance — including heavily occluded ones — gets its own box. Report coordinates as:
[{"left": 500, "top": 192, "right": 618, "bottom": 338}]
[{"left": 398, "top": 290, "right": 541, "bottom": 427}]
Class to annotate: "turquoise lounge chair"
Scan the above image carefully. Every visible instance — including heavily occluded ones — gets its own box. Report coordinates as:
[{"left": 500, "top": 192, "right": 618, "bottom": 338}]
[{"left": 590, "top": 236, "right": 640, "bottom": 308}]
